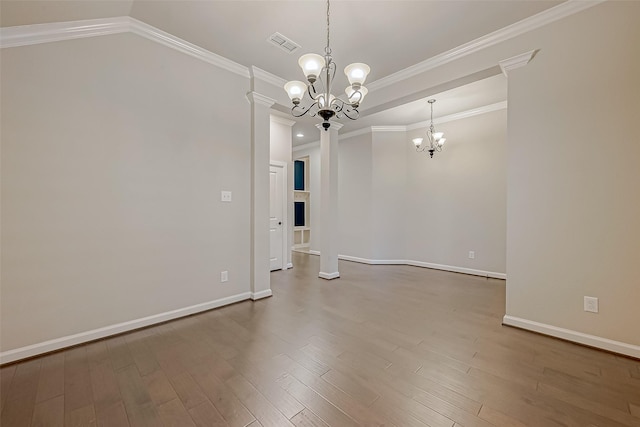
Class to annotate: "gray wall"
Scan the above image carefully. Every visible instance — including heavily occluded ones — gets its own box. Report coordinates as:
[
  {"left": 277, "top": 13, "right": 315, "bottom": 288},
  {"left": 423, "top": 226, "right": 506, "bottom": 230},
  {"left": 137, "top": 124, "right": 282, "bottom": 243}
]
[
  {"left": 1, "top": 33, "right": 251, "bottom": 352},
  {"left": 505, "top": 1, "right": 640, "bottom": 346}
]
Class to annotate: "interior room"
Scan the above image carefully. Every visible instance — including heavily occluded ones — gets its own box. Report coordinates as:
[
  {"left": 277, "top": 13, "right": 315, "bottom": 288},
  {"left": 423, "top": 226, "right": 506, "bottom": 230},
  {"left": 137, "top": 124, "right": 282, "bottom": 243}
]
[{"left": 1, "top": 0, "right": 639, "bottom": 425}]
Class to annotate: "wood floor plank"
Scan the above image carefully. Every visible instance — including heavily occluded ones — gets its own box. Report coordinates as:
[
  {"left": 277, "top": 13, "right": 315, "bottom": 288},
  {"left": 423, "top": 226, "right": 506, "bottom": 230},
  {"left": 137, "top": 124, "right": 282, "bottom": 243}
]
[
  {"left": 65, "top": 404, "right": 96, "bottom": 427},
  {"left": 115, "top": 365, "right": 161, "bottom": 426},
  {"left": 477, "top": 404, "right": 528, "bottom": 427},
  {"left": 225, "top": 375, "right": 294, "bottom": 427},
  {"left": 89, "top": 361, "right": 122, "bottom": 417},
  {"left": 143, "top": 369, "right": 178, "bottom": 407},
  {"left": 187, "top": 401, "right": 229, "bottom": 427},
  {"left": 275, "top": 371, "right": 360, "bottom": 427},
  {"left": 95, "top": 401, "right": 129, "bottom": 427},
  {"left": 290, "top": 408, "right": 329, "bottom": 427},
  {"left": 188, "top": 360, "right": 255, "bottom": 427},
  {"left": 168, "top": 371, "right": 208, "bottom": 410},
  {"left": 226, "top": 355, "right": 305, "bottom": 419},
  {"left": 156, "top": 398, "right": 196, "bottom": 427},
  {"left": 0, "top": 363, "right": 17, "bottom": 412},
  {"left": 35, "top": 353, "right": 65, "bottom": 404},
  {"left": 64, "top": 346, "right": 94, "bottom": 423},
  {"left": 31, "top": 395, "right": 64, "bottom": 427},
  {"left": 3, "top": 252, "right": 639, "bottom": 426}
]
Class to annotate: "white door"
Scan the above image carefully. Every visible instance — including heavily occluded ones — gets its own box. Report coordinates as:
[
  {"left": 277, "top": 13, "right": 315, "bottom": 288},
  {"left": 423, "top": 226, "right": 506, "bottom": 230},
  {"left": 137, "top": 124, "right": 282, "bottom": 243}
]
[{"left": 269, "top": 164, "right": 284, "bottom": 271}]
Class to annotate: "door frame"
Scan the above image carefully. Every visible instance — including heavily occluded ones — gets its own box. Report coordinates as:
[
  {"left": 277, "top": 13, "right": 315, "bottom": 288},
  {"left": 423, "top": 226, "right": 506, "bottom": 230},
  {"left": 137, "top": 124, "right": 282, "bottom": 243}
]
[{"left": 270, "top": 160, "right": 289, "bottom": 271}]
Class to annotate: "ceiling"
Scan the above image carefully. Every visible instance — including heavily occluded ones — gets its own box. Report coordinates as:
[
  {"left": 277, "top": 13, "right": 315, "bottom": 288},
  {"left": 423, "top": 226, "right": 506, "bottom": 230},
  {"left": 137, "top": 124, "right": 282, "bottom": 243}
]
[{"left": 1, "top": 0, "right": 563, "bottom": 144}]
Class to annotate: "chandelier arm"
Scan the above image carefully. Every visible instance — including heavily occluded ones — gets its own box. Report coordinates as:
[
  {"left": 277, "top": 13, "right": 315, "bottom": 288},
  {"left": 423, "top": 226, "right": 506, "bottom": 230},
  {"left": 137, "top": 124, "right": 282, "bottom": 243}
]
[
  {"left": 291, "top": 102, "right": 319, "bottom": 118},
  {"left": 340, "top": 105, "right": 360, "bottom": 120}
]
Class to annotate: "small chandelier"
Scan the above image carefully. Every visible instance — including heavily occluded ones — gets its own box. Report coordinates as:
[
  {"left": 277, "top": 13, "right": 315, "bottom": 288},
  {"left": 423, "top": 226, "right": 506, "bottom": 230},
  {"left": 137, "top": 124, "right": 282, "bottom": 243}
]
[
  {"left": 283, "top": 0, "right": 370, "bottom": 131},
  {"left": 412, "top": 99, "right": 446, "bottom": 158}
]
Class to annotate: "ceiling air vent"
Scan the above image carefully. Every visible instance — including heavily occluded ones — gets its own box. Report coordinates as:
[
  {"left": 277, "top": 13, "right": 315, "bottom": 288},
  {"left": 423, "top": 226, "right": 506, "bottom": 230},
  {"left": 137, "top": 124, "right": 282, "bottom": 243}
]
[{"left": 268, "top": 32, "right": 300, "bottom": 54}]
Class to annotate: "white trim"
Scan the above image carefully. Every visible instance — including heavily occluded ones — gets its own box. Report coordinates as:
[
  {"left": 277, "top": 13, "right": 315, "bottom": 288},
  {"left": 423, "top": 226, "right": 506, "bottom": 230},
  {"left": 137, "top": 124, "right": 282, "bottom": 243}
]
[
  {"left": 252, "top": 66, "right": 288, "bottom": 88},
  {"left": 286, "top": 263, "right": 294, "bottom": 269},
  {"left": 371, "top": 126, "right": 407, "bottom": 133},
  {"left": 293, "top": 101, "right": 509, "bottom": 151},
  {"left": 367, "top": 0, "right": 605, "bottom": 91},
  {"left": 407, "top": 101, "right": 508, "bottom": 131},
  {"left": 251, "top": 289, "right": 273, "bottom": 300},
  {"left": 128, "top": 18, "right": 249, "bottom": 78},
  {"left": 0, "top": 292, "right": 252, "bottom": 364},
  {"left": 502, "top": 315, "right": 640, "bottom": 359},
  {"left": 499, "top": 50, "right": 538, "bottom": 76},
  {"left": 305, "top": 251, "right": 506, "bottom": 280},
  {"left": 0, "top": 17, "right": 130, "bottom": 48},
  {"left": 319, "top": 271, "right": 340, "bottom": 280},
  {"left": 0, "top": 17, "right": 251, "bottom": 78},
  {"left": 270, "top": 115, "right": 296, "bottom": 127},
  {"left": 247, "top": 91, "right": 276, "bottom": 108},
  {"left": 406, "top": 260, "right": 506, "bottom": 280},
  {"left": 339, "top": 127, "right": 372, "bottom": 141}
]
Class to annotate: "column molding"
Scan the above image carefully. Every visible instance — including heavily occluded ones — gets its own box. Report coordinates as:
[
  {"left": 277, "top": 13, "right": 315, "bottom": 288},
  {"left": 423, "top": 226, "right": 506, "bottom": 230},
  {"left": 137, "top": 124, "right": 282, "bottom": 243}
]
[
  {"left": 247, "top": 91, "right": 276, "bottom": 299},
  {"left": 316, "top": 122, "right": 343, "bottom": 280}
]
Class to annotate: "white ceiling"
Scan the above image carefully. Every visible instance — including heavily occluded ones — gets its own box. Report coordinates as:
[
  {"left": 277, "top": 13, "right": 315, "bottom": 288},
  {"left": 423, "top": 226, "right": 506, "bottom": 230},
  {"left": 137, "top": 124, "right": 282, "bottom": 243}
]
[{"left": 1, "top": 0, "right": 560, "bottom": 145}]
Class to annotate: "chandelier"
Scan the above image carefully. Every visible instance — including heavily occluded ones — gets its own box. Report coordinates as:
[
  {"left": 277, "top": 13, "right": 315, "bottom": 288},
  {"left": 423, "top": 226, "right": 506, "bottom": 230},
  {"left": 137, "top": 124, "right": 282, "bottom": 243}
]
[
  {"left": 283, "top": 0, "right": 370, "bottom": 130},
  {"left": 412, "top": 99, "right": 446, "bottom": 158}
]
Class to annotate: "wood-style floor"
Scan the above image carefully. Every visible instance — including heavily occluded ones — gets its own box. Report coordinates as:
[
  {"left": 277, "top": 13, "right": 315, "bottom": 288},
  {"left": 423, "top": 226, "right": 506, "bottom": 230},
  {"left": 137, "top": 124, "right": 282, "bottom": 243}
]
[{"left": 2, "top": 252, "right": 639, "bottom": 427}]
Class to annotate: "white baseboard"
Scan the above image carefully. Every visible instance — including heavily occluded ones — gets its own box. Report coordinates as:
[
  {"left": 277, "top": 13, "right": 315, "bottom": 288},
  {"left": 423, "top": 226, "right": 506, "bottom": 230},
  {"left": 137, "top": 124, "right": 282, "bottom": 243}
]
[
  {"left": 405, "top": 260, "right": 506, "bottom": 280},
  {"left": 305, "top": 251, "right": 506, "bottom": 280},
  {"left": 319, "top": 271, "right": 340, "bottom": 280},
  {"left": 503, "top": 315, "right": 640, "bottom": 359},
  {"left": 251, "top": 289, "right": 273, "bottom": 300},
  {"left": 0, "top": 292, "right": 252, "bottom": 364},
  {"left": 286, "top": 263, "right": 293, "bottom": 269}
]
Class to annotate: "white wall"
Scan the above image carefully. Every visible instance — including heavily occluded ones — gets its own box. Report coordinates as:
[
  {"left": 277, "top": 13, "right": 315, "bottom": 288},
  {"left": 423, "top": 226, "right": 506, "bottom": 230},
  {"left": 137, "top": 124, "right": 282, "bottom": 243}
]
[
  {"left": 370, "top": 131, "right": 409, "bottom": 260},
  {"left": 406, "top": 110, "right": 507, "bottom": 274},
  {"left": 505, "top": 1, "right": 640, "bottom": 348},
  {"left": 1, "top": 33, "right": 251, "bottom": 355},
  {"left": 297, "top": 112, "right": 507, "bottom": 276},
  {"left": 338, "top": 133, "right": 373, "bottom": 259}
]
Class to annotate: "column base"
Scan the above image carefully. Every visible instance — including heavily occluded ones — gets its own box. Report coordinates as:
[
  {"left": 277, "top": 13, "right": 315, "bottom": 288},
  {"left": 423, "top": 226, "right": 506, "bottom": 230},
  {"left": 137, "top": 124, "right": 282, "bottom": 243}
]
[{"left": 319, "top": 271, "right": 340, "bottom": 280}]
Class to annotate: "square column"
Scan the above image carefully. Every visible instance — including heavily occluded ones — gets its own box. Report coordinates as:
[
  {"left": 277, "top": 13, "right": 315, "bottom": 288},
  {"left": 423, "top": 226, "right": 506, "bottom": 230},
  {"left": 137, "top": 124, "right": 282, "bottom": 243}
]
[
  {"left": 247, "top": 91, "right": 276, "bottom": 299},
  {"left": 316, "top": 122, "right": 343, "bottom": 279}
]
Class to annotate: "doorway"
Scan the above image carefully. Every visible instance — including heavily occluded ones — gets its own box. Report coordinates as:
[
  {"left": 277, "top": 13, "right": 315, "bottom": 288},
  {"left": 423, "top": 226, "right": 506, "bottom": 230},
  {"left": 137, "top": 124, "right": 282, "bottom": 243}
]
[{"left": 269, "top": 162, "right": 288, "bottom": 271}]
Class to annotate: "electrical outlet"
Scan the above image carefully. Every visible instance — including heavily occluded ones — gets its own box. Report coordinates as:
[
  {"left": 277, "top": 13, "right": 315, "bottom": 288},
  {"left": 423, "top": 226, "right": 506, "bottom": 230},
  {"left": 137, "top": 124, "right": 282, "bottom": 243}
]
[
  {"left": 221, "top": 191, "right": 232, "bottom": 202},
  {"left": 468, "top": 251, "right": 475, "bottom": 259},
  {"left": 584, "top": 296, "right": 598, "bottom": 313},
  {"left": 221, "top": 271, "right": 228, "bottom": 283}
]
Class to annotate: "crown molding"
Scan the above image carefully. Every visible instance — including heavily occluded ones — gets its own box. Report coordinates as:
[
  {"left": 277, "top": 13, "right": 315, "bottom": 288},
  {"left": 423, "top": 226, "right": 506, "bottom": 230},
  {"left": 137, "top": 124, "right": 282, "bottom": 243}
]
[
  {"left": 0, "top": 16, "right": 251, "bottom": 78},
  {"left": 246, "top": 91, "right": 276, "bottom": 108},
  {"left": 270, "top": 115, "right": 296, "bottom": 127},
  {"left": 339, "top": 127, "right": 371, "bottom": 141},
  {"left": 0, "top": 16, "right": 130, "bottom": 48},
  {"left": 251, "top": 66, "right": 287, "bottom": 88},
  {"left": 499, "top": 50, "right": 538, "bottom": 76},
  {"left": 407, "top": 101, "right": 508, "bottom": 130},
  {"left": 128, "top": 18, "right": 249, "bottom": 78},
  {"left": 371, "top": 126, "right": 407, "bottom": 133},
  {"left": 367, "top": 0, "right": 605, "bottom": 91}
]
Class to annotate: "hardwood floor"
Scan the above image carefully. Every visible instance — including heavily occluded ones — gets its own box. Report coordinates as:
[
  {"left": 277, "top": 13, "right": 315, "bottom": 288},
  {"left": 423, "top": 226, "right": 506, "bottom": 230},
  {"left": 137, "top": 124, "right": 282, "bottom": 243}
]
[{"left": 2, "top": 252, "right": 639, "bottom": 426}]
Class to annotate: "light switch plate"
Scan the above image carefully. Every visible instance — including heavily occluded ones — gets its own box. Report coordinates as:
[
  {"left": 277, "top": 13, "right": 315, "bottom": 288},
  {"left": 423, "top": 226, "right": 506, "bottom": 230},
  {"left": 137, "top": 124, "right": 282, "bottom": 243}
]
[{"left": 584, "top": 296, "right": 598, "bottom": 313}]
